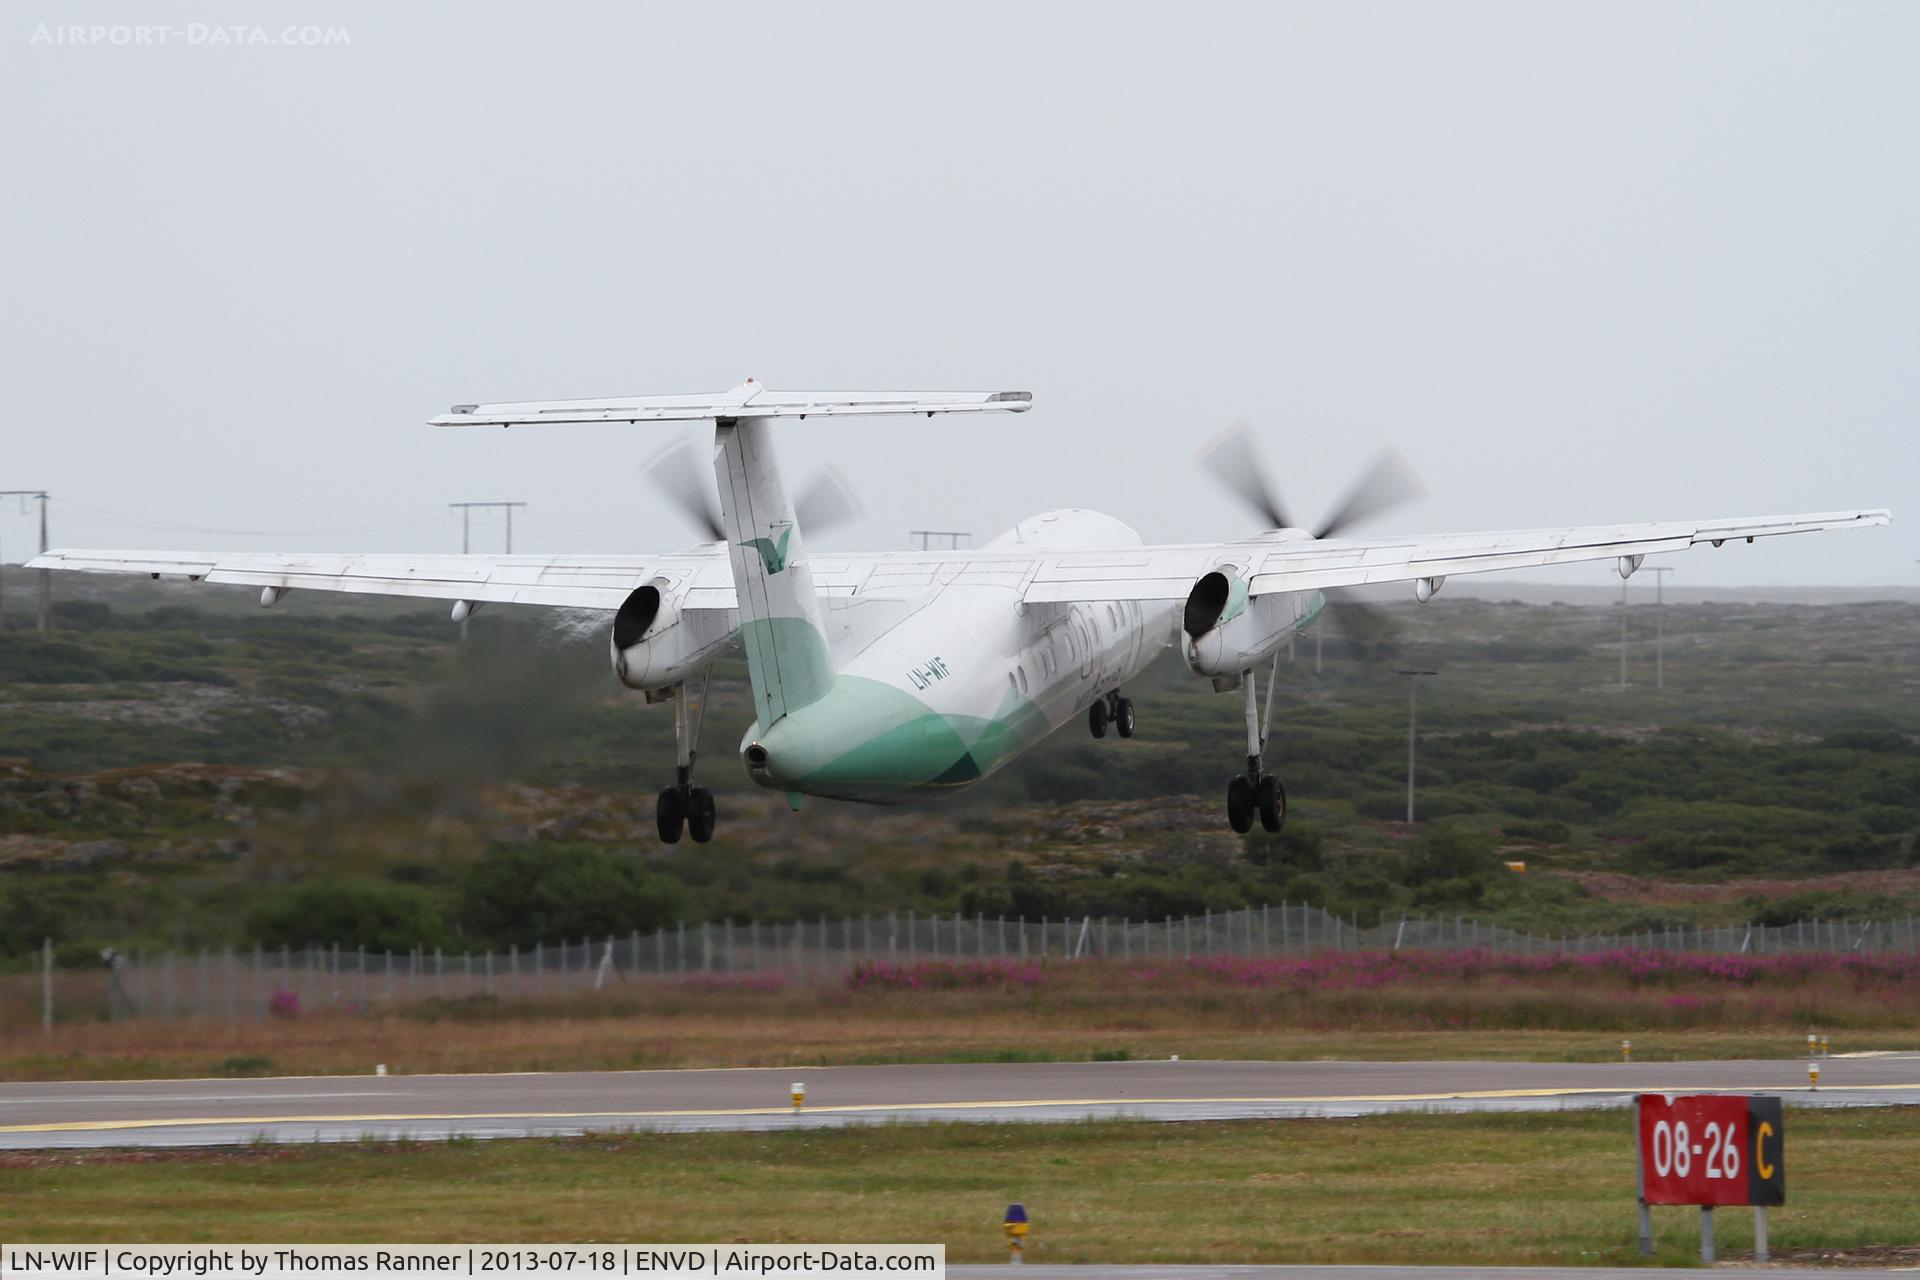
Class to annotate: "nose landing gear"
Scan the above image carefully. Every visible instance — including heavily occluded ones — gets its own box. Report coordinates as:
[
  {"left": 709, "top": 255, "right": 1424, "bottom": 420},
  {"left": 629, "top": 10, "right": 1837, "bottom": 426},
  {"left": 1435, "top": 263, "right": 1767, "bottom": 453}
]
[
  {"left": 1225, "top": 658, "right": 1286, "bottom": 834},
  {"left": 1089, "top": 690, "right": 1136, "bottom": 740},
  {"left": 654, "top": 674, "right": 717, "bottom": 844}
]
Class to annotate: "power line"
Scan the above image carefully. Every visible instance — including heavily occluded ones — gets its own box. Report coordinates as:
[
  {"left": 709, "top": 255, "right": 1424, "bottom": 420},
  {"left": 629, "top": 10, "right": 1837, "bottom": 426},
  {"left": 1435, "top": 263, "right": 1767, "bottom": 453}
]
[
  {"left": 909, "top": 530, "right": 971, "bottom": 551},
  {"left": 448, "top": 502, "right": 528, "bottom": 554},
  {"left": 52, "top": 497, "right": 446, "bottom": 540}
]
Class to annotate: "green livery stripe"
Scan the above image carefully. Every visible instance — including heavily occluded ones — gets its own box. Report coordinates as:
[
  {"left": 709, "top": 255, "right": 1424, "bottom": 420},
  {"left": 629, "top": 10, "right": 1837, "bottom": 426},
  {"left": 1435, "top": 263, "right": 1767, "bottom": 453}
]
[{"left": 761, "top": 676, "right": 1052, "bottom": 801}]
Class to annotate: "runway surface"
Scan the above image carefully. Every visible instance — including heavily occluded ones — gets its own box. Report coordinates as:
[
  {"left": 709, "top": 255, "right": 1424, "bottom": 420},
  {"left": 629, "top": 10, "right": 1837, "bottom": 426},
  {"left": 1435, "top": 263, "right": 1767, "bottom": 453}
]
[{"left": 3, "top": 1055, "right": 1917, "bottom": 1148}]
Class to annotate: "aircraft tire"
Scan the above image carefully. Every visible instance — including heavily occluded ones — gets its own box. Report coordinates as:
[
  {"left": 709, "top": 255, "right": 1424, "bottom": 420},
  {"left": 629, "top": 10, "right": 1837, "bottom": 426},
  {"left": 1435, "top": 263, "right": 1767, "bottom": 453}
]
[
  {"left": 1088, "top": 700, "right": 1108, "bottom": 739},
  {"left": 1226, "top": 775, "right": 1255, "bottom": 833},
  {"left": 1115, "top": 697, "right": 1136, "bottom": 738},
  {"left": 687, "top": 787, "right": 717, "bottom": 844},
  {"left": 1258, "top": 774, "right": 1286, "bottom": 833},
  {"left": 656, "top": 786, "right": 686, "bottom": 844}
]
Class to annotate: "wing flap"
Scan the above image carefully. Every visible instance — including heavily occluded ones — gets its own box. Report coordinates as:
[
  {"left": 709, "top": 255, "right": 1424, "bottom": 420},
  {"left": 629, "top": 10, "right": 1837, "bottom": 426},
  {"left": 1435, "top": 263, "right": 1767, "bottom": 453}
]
[
  {"left": 27, "top": 549, "right": 739, "bottom": 612},
  {"left": 1019, "top": 509, "right": 1890, "bottom": 604}
]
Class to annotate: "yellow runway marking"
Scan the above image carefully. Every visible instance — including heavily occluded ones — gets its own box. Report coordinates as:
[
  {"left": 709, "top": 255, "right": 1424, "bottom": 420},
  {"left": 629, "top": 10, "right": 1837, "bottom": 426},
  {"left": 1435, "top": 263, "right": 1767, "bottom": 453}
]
[{"left": 6, "top": 1081, "right": 1917, "bottom": 1135}]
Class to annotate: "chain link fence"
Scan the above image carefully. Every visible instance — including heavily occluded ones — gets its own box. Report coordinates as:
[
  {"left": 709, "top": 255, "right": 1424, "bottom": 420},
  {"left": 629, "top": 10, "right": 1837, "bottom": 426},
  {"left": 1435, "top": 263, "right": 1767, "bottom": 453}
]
[{"left": 13, "top": 905, "right": 1920, "bottom": 1028}]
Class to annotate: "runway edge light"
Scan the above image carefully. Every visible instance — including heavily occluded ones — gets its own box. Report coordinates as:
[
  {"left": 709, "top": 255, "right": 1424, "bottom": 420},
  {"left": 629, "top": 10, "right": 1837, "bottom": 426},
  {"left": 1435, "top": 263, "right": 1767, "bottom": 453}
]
[
  {"left": 791, "top": 1081, "right": 805, "bottom": 1113},
  {"left": 1003, "top": 1203, "right": 1029, "bottom": 1266}
]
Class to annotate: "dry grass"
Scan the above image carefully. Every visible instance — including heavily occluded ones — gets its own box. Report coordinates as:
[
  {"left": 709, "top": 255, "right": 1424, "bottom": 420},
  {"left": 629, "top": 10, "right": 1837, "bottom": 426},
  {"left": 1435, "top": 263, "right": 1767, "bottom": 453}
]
[
  {"left": 8, "top": 951, "right": 1920, "bottom": 1081},
  {"left": 3, "top": 1110, "right": 1918, "bottom": 1265}
]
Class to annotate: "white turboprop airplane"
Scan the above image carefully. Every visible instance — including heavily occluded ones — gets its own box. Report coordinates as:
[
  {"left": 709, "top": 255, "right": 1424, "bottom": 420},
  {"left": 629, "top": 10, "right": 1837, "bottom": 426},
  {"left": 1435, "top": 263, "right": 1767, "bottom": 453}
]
[{"left": 31, "top": 382, "right": 1891, "bottom": 843}]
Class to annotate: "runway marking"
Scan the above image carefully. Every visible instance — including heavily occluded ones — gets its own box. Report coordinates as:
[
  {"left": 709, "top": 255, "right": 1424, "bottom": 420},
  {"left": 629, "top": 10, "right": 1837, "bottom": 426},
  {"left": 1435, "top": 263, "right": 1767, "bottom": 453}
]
[
  {"left": 7, "top": 1081, "right": 1917, "bottom": 1135},
  {"left": 0, "top": 1091, "right": 395, "bottom": 1106}
]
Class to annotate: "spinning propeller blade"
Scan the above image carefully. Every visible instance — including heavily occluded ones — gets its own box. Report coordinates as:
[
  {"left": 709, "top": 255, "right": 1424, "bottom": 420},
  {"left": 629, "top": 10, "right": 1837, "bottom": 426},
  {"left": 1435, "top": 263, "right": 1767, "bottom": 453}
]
[
  {"left": 1310, "top": 447, "right": 1428, "bottom": 540},
  {"left": 1197, "top": 421, "right": 1291, "bottom": 532},
  {"left": 642, "top": 441, "right": 867, "bottom": 544}
]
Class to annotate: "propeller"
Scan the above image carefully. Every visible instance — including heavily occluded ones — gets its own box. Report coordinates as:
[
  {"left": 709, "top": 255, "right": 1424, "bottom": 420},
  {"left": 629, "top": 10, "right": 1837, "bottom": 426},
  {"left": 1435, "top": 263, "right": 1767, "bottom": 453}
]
[
  {"left": 641, "top": 439, "right": 725, "bottom": 542},
  {"left": 640, "top": 440, "right": 866, "bottom": 544},
  {"left": 1310, "top": 446, "right": 1425, "bottom": 540},
  {"left": 1198, "top": 422, "right": 1426, "bottom": 541},
  {"left": 1198, "top": 423, "right": 1430, "bottom": 658},
  {"left": 1197, "top": 421, "right": 1292, "bottom": 531}
]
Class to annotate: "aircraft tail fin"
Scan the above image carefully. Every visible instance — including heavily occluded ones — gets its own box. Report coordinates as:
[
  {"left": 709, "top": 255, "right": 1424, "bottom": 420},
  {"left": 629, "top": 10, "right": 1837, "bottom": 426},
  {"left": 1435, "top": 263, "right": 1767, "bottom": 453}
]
[{"left": 715, "top": 418, "right": 834, "bottom": 726}]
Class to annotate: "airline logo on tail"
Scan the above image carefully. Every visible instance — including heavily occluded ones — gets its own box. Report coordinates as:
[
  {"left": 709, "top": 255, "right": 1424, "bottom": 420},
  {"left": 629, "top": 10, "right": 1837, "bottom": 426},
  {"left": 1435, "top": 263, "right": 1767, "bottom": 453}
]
[{"left": 742, "top": 525, "right": 794, "bottom": 575}]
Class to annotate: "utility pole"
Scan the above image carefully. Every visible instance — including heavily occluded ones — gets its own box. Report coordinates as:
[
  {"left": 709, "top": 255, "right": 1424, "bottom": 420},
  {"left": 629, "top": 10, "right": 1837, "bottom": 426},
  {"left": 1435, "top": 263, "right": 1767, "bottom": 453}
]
[
  {"left": 0, "top": 490, "right": 51, "bottom": 638},
  {"left": 1645, "top": 566, "right": 1674, "bottom": 690},
  {"left": 908, "top": 530, "right": 971, "bottom": 551},
  {"left": 1617, "top": 575, "right": 1629, "bottom": 691},
  {"left": 449, "top": 501, "right": 527, "bottom": 554},
  {"left": 1396, "top": 668, "right": 1437, "bottom": 822},
  {"left": 447, "top": 502, "right": 525, "bottom": 639}
]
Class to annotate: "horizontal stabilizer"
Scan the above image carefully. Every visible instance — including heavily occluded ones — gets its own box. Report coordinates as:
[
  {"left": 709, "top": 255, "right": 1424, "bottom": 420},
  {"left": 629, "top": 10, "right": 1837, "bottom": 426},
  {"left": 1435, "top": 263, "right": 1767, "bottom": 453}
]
[{"left": 431, "top": 378, "right": 1031, "bottom": 427}]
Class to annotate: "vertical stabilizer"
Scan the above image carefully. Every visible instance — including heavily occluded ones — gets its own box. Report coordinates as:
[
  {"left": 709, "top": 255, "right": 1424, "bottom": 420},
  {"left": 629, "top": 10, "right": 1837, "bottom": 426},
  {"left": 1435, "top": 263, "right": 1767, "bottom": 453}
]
[{"left": 715, "top": 417, "right": 834, "bottom": 725}]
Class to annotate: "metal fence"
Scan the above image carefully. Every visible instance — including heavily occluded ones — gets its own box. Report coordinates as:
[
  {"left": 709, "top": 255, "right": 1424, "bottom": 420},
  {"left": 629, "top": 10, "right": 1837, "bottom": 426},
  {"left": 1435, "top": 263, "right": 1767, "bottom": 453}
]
[{"left": 13, "top": 905, "right": 1920, "bottom": 1029}]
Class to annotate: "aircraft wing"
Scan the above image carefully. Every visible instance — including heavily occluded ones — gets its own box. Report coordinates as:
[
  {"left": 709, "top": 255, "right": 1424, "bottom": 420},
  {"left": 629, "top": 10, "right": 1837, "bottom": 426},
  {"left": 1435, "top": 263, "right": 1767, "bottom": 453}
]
[
  {"left": 25, "top": 548, "right": 740, "bottom": 612},
  {"left": 1020, "top": 508, "right": 1892, "bottom": 604}
]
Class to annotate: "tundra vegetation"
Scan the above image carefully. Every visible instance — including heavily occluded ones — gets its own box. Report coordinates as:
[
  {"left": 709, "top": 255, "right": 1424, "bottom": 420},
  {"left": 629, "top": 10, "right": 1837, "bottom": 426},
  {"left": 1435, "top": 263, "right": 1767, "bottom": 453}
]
[{"left": 0, "top": 578, "right": 1916, "bottom": 963}]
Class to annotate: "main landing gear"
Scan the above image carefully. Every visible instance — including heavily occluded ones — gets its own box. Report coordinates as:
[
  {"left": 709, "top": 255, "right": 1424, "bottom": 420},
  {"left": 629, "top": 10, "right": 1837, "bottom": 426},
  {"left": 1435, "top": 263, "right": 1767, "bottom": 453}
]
[
  {"left": 1225, "top": 658, "right": 1286, "bottom": 835},
  {"left": 1088, "top": 689, "right": 1136, "bottom": 740},
  {"left": 655, "top": 675, "right": 717, "bottom": 844}
]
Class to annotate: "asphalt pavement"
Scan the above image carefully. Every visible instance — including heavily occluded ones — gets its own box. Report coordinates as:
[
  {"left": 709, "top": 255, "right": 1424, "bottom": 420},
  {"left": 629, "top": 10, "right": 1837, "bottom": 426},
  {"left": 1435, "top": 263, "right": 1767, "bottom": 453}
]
[{"left": 3, "top": 1054, "right": 1916, "bottom": 1148}]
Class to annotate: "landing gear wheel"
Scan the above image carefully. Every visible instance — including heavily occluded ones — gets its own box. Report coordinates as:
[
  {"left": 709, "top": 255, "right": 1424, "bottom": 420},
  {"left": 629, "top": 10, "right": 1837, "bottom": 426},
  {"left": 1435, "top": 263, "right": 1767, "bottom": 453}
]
[
  {"left": 687, "top": 787, "right": 716, "bottom": 844},
  {"left": 1257, "top": 774, "right": 1286, "bottom": 834},
  {"left": 655, "top": 786, "right": 686, "bottom": 844},
  {"left": 1114, "top": 697, "right": 1136, "bottom": 739},
  {"left": 1225, "top": 775, "right": 1255, "bottom": 834},
  {"left": 1088, "top": 699, "right": 1108, "bottom": 739}
]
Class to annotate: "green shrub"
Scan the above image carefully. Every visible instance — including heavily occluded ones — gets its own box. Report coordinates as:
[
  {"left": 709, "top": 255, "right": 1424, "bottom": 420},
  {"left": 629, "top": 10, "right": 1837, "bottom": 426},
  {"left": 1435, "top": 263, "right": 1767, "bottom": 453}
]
[
  {"left": 458, "top": 843, "right": 683, "bottom": 948},
  {"left": 248, "top": 879, "right": 448, "bottom": 952}
]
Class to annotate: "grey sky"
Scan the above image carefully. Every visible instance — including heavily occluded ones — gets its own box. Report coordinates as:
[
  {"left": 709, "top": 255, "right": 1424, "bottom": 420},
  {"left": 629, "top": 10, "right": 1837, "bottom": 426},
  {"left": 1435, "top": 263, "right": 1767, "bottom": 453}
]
[{"left": 4, "top": 2, "right": 1913, "bottom": 587}]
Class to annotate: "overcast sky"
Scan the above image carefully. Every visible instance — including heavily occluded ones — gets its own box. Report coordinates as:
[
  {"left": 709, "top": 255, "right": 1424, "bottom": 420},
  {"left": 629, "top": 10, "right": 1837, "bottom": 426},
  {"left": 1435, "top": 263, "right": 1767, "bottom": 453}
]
[{"left": 4, "top": 2, "right": 1913, "bottom": 587}]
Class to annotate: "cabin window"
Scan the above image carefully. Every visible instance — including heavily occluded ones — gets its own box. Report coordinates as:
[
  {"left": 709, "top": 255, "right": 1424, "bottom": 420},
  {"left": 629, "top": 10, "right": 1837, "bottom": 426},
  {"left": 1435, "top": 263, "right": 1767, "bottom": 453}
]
[{"left": 1017, "top": 666, "right": 1029, "bottom": 694}]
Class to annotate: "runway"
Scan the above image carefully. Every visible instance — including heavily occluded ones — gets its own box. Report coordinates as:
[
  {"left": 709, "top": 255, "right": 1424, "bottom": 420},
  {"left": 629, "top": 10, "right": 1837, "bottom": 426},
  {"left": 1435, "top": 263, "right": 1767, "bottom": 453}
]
[{"left": 3, "top": 1055, "right": 1917, "bottom": 1149}]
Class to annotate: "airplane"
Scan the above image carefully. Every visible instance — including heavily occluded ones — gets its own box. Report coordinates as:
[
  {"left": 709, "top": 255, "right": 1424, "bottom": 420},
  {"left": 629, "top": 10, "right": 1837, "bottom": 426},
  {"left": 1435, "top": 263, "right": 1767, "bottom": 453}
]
[{"left": 30, "top": 380, "right": 1891, "bottom": 843}]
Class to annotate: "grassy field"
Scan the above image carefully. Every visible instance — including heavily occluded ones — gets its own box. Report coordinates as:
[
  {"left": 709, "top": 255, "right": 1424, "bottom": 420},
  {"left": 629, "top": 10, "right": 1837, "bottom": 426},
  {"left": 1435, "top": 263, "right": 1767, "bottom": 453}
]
[
  {"left": 3, "top": 1110, "right": 1917, "bottom": 1266},
  {"left": 7, "top": 952, "right": 1918, "bottom": 1080},
  {"left": 3, "top": 582, "right": 1918, "bottom": 975}
]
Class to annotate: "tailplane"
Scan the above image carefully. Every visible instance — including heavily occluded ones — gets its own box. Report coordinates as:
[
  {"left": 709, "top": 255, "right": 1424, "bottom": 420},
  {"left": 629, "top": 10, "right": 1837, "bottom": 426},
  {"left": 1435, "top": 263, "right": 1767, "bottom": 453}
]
[{"left": 431, "top": 378, "right": 1033, "bottom": 728}]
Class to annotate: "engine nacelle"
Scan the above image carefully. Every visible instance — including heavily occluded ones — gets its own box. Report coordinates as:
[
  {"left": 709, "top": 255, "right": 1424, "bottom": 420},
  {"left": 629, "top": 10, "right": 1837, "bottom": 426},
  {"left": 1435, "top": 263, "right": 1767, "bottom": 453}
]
[
  {"left": 610, "top": 579, "right": 734, "bottom": 691},
  {"left": 1179, "top": 569, "right": 1307, "bottom": 679}
]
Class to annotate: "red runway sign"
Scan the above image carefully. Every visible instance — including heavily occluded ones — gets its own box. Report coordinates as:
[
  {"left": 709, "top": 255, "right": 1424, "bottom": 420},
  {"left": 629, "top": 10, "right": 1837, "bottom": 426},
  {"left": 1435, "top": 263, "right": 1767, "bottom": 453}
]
[{"left": 1636, "top": 1094, "right": 1785, "bottom": 1207}]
